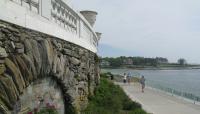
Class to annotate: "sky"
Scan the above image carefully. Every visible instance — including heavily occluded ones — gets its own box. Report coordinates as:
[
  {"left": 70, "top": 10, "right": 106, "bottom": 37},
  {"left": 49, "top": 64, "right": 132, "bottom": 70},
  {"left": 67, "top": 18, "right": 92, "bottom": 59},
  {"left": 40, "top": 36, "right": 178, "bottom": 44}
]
[{"left": 70, "top": 0, "right": 200, "bottom": 63}]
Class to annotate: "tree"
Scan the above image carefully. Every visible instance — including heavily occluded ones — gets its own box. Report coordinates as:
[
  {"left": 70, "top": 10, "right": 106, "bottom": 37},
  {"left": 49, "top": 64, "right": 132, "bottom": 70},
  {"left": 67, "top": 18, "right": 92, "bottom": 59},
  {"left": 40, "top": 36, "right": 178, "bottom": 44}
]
[
  {"left": 177, "top": 58, "right": 187, "bottom": 66},
  {"left": 109, "top": 57, "right": 122, "bottom": 67}
]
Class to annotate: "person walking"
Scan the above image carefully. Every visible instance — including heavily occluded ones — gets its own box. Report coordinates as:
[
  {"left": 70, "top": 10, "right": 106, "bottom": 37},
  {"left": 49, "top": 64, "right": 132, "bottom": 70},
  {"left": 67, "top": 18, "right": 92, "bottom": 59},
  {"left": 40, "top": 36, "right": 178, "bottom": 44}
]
[
  {"left": 123, "top": 73, "right": 127, "bottom": 84},
  {"left": 140, "top": 76, "right": 145, "bottom": 93}
]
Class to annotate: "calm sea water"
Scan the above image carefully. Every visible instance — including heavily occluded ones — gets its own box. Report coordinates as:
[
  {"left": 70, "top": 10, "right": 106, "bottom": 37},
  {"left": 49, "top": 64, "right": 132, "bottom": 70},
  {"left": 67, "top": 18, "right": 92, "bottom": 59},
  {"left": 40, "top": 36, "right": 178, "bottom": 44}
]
[{"left": 102, "top": 69, "right": 200, "bottom": 100}]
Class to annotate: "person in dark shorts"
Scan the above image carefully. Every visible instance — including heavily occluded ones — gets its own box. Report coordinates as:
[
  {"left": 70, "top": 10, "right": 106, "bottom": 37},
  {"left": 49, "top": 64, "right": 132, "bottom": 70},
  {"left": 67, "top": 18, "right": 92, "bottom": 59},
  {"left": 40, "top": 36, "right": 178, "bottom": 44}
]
[
  {"left": 140, "top": 76, "right": 145, "bottom": 93},
  {"left": 123, "top": 73, "right": 127, "bottom": 83}
]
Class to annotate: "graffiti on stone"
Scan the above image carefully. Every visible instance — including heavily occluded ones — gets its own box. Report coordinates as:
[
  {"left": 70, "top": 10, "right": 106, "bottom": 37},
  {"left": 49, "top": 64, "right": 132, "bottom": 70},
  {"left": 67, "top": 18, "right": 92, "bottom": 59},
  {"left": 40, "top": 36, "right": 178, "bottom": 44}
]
[{"left": 14, "top": 78, "right": 64, "bottom": 114}]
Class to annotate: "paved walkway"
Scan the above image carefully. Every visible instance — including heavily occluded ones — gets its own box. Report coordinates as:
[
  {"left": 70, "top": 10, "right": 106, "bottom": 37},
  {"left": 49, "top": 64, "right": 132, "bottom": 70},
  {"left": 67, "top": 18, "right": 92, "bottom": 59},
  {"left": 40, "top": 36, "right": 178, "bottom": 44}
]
[{"left": 117, "top": 83, "right": 200, "bottom": 114}]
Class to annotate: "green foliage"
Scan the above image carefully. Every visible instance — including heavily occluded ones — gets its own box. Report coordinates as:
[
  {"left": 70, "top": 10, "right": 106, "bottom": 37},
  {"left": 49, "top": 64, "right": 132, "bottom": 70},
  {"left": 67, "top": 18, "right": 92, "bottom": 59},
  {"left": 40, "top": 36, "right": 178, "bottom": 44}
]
[
  {"left": 100, "top": 72, "right": 114, "bottom": 79},
  {"left": 101, "top": 56, "right": 169, "bottom": 67},
  {"left": 82, "top": 77, "right": 147, "bottom": 114},
  {"left": 122, "top": 97, "right": 141, "bottom": 110},
  {"left": 103, "top": 57, "right": 123, "bottom": 67},
  {"left": 128, "top": 109, "right": 148, "bottom": 114},
  {"left": 94, "top": 54, "right": 100, "bottom": 63},
  {"left": 74, "top": 74, "right": 82, "bottom": 81}
]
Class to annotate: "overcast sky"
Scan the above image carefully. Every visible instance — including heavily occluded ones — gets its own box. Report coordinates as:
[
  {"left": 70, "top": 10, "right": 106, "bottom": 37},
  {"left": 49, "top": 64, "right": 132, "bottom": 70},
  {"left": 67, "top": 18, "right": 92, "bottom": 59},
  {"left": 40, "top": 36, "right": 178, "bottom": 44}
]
[{"left": 70, "top": 0, "right": 200, "bottom": 63}]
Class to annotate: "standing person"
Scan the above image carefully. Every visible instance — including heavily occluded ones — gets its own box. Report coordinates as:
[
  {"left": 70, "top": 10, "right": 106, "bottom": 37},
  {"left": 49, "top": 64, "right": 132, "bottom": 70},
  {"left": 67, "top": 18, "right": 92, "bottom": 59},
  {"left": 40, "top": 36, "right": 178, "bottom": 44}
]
[
  {"left": 140, "top": 76, "right": 145, "bottom": 93},
  {"left": 123, "top": 73, "right": 127, "bottom": 84},
  {"left": 110, "top": 74, "right": 114, "bottom": 80}
]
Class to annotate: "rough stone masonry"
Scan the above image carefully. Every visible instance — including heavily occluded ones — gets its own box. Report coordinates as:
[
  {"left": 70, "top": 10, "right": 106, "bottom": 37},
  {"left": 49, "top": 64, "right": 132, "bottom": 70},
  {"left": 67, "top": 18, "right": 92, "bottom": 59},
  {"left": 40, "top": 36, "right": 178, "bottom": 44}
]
[{"left": 0, "top": 20, "right": 100, "bottom": 114}]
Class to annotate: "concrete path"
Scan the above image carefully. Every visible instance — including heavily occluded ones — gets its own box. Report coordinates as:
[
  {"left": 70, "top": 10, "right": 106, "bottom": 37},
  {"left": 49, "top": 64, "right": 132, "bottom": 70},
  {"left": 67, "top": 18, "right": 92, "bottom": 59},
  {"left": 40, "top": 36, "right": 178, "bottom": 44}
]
[{"left": 117, "top": 83, "right": 200, "bottom": 114}]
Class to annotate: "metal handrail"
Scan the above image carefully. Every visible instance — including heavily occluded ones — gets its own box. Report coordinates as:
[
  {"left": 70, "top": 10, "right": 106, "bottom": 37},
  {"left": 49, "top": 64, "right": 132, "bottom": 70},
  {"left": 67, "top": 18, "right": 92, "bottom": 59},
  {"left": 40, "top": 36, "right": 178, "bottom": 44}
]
[{"left": 148, "top": 82, "right": 200, "bottom": 104}]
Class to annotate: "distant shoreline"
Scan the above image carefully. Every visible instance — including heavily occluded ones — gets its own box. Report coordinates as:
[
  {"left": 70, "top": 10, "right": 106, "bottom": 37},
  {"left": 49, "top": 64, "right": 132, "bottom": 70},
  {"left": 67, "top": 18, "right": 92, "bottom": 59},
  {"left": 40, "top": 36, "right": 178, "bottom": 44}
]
[{"left": 101, "top": 66, "right": 200, "bottom": 70}]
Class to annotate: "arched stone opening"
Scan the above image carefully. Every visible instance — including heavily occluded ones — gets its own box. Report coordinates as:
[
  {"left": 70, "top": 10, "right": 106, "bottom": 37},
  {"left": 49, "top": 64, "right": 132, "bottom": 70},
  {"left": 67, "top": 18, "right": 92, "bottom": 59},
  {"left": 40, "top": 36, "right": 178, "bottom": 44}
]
[{"left": 12, "top": 76, "right": 75, "bottom": 114}]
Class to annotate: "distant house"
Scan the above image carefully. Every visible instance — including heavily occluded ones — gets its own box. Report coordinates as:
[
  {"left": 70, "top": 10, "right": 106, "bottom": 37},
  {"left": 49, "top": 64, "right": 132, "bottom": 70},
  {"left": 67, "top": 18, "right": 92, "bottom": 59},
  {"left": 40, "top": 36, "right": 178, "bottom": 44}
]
[
  {"left": 156, "top": 57, "right": 168, "bottom": 64},
  {"left": 122, "top": 58, "right": 133, "bottom": 65},
  {"left": 177, "top": 58, "right": 187, "bottom": 65},
  {"left": 100, "top": 60, "right": 110, "bottom": 67}
]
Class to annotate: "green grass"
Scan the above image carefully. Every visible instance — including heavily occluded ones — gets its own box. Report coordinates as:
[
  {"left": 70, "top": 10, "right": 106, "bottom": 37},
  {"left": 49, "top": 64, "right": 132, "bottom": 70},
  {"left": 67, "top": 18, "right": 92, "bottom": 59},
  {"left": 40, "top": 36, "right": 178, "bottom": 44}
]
[{"left": 82, "top": 74, "right": 147, "bottom": 114}]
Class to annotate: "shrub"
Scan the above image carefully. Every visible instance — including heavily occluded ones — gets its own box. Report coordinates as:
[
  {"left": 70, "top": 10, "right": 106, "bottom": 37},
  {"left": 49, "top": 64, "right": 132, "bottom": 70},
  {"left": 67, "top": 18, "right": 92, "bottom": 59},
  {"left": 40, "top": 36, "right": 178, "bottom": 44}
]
[
  {"left": 129, "top": 109, "right": 148, "bottom": 114},
  {"left": 82, "top": 76, "right": 147, "bottom": 114},
  {"left": 35, "top": 108, "right": 58, "bottom": 114}
]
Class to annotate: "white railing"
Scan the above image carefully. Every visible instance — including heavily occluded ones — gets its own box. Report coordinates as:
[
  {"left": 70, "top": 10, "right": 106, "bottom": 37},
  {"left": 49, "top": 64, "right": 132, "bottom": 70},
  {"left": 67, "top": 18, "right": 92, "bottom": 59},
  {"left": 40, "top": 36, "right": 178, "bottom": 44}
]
[
  {"left": 51, "top": 0, "right": 77, "bottom": 34},
  {"left": 10, "top": 0, "right": 39, "bottom": 13},
  {"left": 8, "top": 0, "right": 98, "bottom": 48},
  {"left": 50, "top": 0, "right": 98, "bottom": 48}
]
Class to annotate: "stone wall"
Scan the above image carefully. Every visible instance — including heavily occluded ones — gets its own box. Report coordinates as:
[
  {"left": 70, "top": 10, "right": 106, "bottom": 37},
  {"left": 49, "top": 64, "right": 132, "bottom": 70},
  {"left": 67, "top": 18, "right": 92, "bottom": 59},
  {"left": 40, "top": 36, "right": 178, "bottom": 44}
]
[{"left": 0, "top": 20, "right": 100, "bottom": 114}]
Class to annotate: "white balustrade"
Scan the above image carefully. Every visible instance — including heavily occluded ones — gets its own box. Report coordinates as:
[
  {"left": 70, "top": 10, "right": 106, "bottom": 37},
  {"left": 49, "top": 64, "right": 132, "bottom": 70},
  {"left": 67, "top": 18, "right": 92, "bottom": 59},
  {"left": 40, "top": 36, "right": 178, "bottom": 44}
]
[
  {"left": 8, "top": 0, "right": 98, "bottom": 49},
  {"left": 10, "top": 0, "right": 39, "bottom": 13}
]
